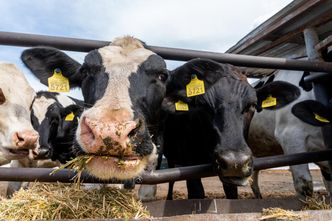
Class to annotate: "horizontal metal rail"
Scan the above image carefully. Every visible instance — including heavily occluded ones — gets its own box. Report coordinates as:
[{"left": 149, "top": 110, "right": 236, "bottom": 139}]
[
  {"left": 1, "top": 149, "right": 332, "bottom": 184},
  {"left": 0, "top": 31, "right": 332, "bottom": 72}
]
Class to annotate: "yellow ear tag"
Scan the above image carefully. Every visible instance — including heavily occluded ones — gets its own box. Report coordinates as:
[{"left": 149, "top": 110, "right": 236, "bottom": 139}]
[
  {"left": 186, "top": 75, "right": 205, "bottom": 97},
  {"left": 48, "top": 68, "right": 70, "bottom": 92},
  {"left": 65, "top": 112, "right": 75, "bottom": 121},
  {"left": 314, "top": 113, "right": 330, "bottom": 123},
  {"left": 261, "top": 95, "right": 277, "bottom": 108},
  {"left": 175, "top": 100, "right": 189, "bottom": 111}
]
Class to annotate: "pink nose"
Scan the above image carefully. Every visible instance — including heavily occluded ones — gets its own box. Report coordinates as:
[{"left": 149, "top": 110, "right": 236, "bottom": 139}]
[
  {"left": 80, "top": 117, "right": 138, "bottom": 154},
  {"left": 12, "top": 130, "right": 39, "bottom": 149}
]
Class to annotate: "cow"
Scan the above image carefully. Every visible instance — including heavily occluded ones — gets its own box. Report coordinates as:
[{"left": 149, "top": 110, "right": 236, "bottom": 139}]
[
  {"left": 0, "top": 63, "right": 39, "bottom": 161},
  {"left": 248, "top": 70, "right": 332, "bottom": 199},
  {"left": 161, "top": 58, "right": 300, "bottom": 199},
  {"left": 21, "top": 36, "right": 167, "bottom": 199},
  {"left": 30, "top": 91, "right": 84, "bottom": 163},
  {"left": 0, "top": 63, "right": 40, "bottom": 196}
]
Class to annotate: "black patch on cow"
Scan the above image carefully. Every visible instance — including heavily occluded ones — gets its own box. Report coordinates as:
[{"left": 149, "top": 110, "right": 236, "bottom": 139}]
[
  {"left": 126, "top": 54, "right": 168, "bottom": 156},
  {"left": 21, "top": 47, "right": 83, "bottom": 88},
  {"left": 80, "top": 50, "right": 109, "bottom": 105},
  {"left": 0, "top": 88, "right": 6, "bottom": 105},
  {"left": 299, "top": 71, "right": 313, "bottom": 92},
  {"left": 292, "top": 100, "right": 332, "bottom": 126}
]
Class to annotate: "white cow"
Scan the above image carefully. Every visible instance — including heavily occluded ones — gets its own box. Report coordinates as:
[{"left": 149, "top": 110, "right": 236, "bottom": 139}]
[
  {"left": 0, "top": 63, "right": 41, "bottom": 196},
  {"left": 248, "top": 69, "right": 332, "bottom": 198},
  {"left": 0, "top": 63, "right": 39, "bottom": 159}
]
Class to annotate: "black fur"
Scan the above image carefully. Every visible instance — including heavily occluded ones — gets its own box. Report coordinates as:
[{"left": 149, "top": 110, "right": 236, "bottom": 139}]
[
  {"left": 162, "top": 59, "right": 301, "bottom": 200},
  {"left": 31, "top": 91, "right": 83, "bottom": 163},
  {"left": 23, "top": 46, "right": 168, "bottom": 162}
]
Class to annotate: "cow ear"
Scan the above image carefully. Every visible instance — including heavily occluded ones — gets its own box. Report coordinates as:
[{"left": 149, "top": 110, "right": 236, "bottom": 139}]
[
  {"left": 60, "top": 104, "right": 83, "bottom": 117},
  {"left": 256, "top": 81, "right": 300, "bottom": 111},
  {"left": 0, "top": 88, "right": 6, "bottom": 105},
  {"left": 21, "top": 47, "right": 83, "bottom": 88},
  {"left": 292, "top": 100, "right": 332, "bottom": 126}
]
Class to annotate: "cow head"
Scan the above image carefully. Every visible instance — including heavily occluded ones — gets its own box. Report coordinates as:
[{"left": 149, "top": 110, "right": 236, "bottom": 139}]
[
  {"left": 163, "top": 59, "right": 300, "bottom": 185},
  {"left": 31, "top": 92, "right": 83, "bottom": 163},
  {"left": 22, "top": 36, "right": 168, "bottom": 180},
  {"left": 292, "top": 100, "right": 332, "bottom": 126},
  {"left": 0, "top": 64, "right": 39, "bottom": 160}
]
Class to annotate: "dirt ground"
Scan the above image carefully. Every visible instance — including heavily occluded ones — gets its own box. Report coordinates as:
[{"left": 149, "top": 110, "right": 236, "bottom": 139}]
[
  {"left": 147, "top": 169, "right": 327, "bottom": 200},
  {"left": 0, "top": 169, "right": 327, "bottom": 199}
]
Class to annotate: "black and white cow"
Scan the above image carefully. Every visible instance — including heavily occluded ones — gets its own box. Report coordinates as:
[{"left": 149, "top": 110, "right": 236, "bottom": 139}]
[
  {"left": 161, "top": 58, "right": 300, "bottom": 199},
  {"left": 30, "top": 91, "right": 84, "bottom": 163},
  {"left": 21, "top": 37, "right": 167, "bottom": 185},
  {"left": 248, "top": 70, "right": 332, "bottom": 198}
]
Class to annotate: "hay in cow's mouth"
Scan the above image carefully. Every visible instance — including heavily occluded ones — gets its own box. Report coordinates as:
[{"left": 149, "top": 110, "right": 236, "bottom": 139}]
[{"left": 51, "top": 154, "right": 143, "bottom": 183}]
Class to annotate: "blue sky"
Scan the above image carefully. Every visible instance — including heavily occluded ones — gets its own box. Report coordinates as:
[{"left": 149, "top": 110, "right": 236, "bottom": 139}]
[{"left": 0, "top": 0, "right": 292, "bottom": 99}]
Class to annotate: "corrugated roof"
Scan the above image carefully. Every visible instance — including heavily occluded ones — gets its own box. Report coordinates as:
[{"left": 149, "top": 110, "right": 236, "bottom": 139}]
[{"left": 226, "top": 0, "right": 332, "bottom": 77}]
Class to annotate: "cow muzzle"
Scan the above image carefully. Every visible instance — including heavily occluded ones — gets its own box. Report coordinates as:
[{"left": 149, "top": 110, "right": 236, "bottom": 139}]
[
  {"left": 77, "top": 115, "right": 155, "bottom": 180},
  {"left": 80, "top": 117, "right": 140, "bottom": 155},
  {"left": 214, "top": 150, "right": 253, "bottom": 186}
]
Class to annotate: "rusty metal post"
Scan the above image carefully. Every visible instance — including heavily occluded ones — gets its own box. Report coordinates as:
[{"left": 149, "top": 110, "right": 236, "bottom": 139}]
[{"left": 304, "top": 28, "right": 332, "bottom": 179}]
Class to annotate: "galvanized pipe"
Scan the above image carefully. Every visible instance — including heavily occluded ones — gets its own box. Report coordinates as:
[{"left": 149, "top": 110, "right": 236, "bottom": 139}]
[
  {"left": 303, "top": 72, "right": 331, "bottom": 83},
  {"left": 304, "top": 28, "right": 332, "bottom": 180},
  {"left": 0, "top": 149, "right": 332, "bottom": 184},
  {"left": 1, "top": 31, "right": 332, "bottom": 72}
]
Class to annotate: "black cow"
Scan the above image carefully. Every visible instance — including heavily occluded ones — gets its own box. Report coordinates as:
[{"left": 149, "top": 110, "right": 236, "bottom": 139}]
[
  {"left": 162, "top": 58, "right": 300, "bottom": 199},
  {"left": 21, "top": 37, "right": 167, "bottom": 186},
  {"left": 30, "top": 91, "right": 84, "bottom": 163}
]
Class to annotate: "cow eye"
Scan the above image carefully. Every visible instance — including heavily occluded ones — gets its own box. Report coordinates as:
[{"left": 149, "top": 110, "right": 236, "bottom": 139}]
[
  {"left": 158, "top": 73, "right": 168, "bottom": 82},
  {"left": 242, "top": 103, "right": 256, "bottom": 114}
]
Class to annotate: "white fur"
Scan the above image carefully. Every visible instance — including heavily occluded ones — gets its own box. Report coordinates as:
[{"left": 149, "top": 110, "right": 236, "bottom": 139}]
[
  {"left": 0, "top": 63, "right": 37, "bottom": 152},
  {"left": 249, "top": 69, "right": 332, "bottom": 197}
]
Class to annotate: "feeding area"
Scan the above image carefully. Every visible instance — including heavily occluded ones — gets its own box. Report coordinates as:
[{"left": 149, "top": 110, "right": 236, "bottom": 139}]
[{"left": 1, "top": 0, "right": 332, "bottom": 220}]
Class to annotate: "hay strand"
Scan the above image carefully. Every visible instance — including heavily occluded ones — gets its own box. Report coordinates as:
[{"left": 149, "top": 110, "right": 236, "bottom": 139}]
[
  {"left": 259, "top": 207, "right": 304, "bottom": 220},
  {"left": 0, "top": 182, "right": 150, "bottom": 221},
  {"left": 302, "top": 194, "right": 332, "bottom": 210}
]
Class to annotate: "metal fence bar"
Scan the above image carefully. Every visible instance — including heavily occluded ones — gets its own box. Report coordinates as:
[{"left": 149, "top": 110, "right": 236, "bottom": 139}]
[
  {"left": 1, "top": 31, "right": 332, "bottom": 72},
  {"left": 1, "top": 149, "right": 331, "bottom": 184}
]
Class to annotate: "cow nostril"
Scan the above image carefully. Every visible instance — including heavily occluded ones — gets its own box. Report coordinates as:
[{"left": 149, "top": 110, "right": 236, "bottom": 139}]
[
  {"left": 216, "top": 156, "right": 228, "bottom": 170},
  {"left": 81, "top": 117, "right": 95, "bottom": 140},
  {"left": 128, "top": 119, "right": 142, "bottom": 138},
  {"left": 14, "top": 131, "right": 38, "bottom": 148},
  {"left": 16, "top": 132, "right": 24, "bottom": 142}
]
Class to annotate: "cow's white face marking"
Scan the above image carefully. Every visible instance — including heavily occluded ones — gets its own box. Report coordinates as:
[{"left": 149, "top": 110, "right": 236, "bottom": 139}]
[
  {"left": 32, "top": 93, "right": 76, "bottom": 125},
  {"left": 32, "top": 96, "right": 56, "bottom": 125},
  {"left": 55, "top": 94, "right": 76, "bottom": 107},
  {"left": 0, "top": 63, "right": 38, "bottom": 153},
  {"left": 79, "top": 38, "right": 154, "bottom": 122},
  {"left": 75, "top": 37, "right": 158, "bottom": 180}
]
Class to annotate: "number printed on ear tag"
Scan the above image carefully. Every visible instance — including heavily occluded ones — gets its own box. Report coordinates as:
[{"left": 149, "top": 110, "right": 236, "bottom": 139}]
[
  {"left": 48, "top": 68, "right": 70, "bottom": 92},
  {"left": 314, "top": 113, "right": 330, "bottom": 123},
  {"left": 175, "top": 100, "right": 189, "bottom": 111},
  {"left": 186, "top": 75, "right": 205, "bottom": 97},
  {"left": 65, "top": 112, "right": 75, "bottom": 121},
  {"left": 261, "top": 95, "right": 277, "bottom": 108}
]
